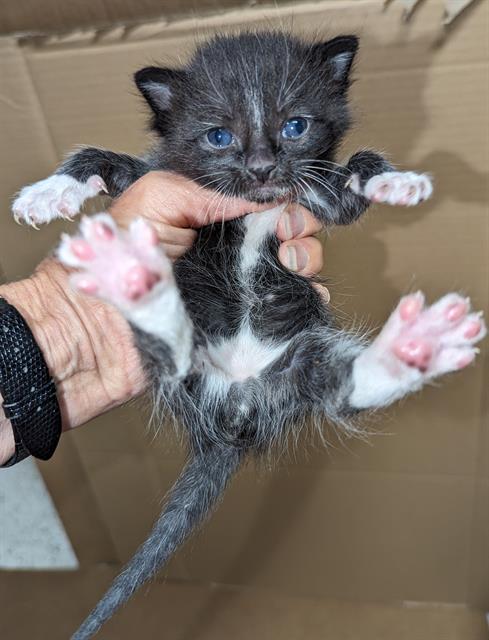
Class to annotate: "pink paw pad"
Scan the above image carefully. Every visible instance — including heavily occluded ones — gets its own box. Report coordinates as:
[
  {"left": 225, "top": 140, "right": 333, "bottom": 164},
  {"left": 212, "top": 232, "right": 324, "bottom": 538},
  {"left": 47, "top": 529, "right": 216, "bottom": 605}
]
[
  {"left": 71, "top": 239, "right": 95, "bottom": 261},
  {"left": 381, "top": 292, "right": 486, "bottom": 378},
  {"left": 124, "top": 265, "right": 161, "bottom": 300},
  {"left": 446, "top": 302, "right": 467, "bottom": 322},
  {"left": 57, "top": 213, "right": 171, "bottom": 308},
  {"left": 72, "top": 275, "right": 99, "bottom": 295},
  {"left": 464, "top": 320, "right": 483, "bottom": 339},
  {"left": 394, "top": 340, "right": 432, "bottom": 371},
  {"left": 399, "top": 294, "right": 424, "bottom": 321},
  {"left": 92, "top": 220, "right": 115, "bottom": 240}
]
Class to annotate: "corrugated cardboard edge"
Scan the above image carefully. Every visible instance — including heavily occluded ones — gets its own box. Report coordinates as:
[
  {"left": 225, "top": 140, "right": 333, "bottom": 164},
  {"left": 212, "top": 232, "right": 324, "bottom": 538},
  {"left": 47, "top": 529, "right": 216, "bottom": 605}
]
[{"left": 8, "top": 0, "right": 380, "bottom": 48}]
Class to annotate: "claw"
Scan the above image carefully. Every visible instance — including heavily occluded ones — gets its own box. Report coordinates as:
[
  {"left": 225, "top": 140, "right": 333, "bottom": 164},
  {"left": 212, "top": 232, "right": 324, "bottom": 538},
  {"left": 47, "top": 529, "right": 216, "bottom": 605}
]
[
  {"left": 88, "top": 175, "right": 109, "bottom": 195},
  {"left": 13, "top": 213, "right": 23, "bottom": 225},
  {"left": 60, "top": 209, "right": 74, "bottom": 222}
]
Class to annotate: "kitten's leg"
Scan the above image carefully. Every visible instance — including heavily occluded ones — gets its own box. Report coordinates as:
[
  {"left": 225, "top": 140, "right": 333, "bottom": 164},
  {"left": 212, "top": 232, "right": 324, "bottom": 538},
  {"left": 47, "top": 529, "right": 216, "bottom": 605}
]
[
  {"left": 303, "top": 150, "right": 432, "bottom": 226},
  {"left": 12, "top": 148, "right": 148, "bottom": 227},
  {"left": 290, "top": 291, "right": 485, "bottom": 424},
  {"left": 346, "top": 292, "right": 485, "bottom": 411},
  {"left": 57, "top": 213, "right": 193, "bottom": 378}
]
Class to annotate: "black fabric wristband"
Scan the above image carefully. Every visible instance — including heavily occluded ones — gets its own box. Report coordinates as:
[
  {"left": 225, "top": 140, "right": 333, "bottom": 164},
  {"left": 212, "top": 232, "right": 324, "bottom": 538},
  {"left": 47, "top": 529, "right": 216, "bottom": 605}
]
[{"left": 0, "top": 297, "right": 62, "bottom": 467}]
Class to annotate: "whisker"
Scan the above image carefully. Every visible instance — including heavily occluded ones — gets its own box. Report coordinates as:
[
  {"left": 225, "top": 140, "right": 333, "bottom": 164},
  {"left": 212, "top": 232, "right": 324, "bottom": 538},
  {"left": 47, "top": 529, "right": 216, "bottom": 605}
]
[
  {"left": 299, "top": 163, "right": 349, "bottom": 179},
  {"left": 300, "top": 170, "right": 342, "bottom": 205},
  {"left": 296, "top": 175, "right": 315, "bottom": 214},
  {"left": 300, "top": 158, "right": 349, "bottom": 171}
]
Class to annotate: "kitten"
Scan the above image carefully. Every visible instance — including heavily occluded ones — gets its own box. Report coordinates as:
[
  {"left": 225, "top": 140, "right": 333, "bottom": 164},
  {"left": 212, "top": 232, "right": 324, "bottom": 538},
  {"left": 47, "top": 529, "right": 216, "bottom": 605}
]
[{"left": 12, "top": 32, "right": 486, "bottom": 640}]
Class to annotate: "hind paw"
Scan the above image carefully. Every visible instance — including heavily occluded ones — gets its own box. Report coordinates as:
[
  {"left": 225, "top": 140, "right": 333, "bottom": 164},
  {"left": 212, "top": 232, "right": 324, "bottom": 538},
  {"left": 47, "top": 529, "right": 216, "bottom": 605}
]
[
  {"left": 349, "top": 292, "right": 486, "bottom": 409},
  {"left": 57, "top": 213, "right": 172, "bottom": 310},
  {"left": 378, "top": 292, "right": 485, "bottom": 378}
]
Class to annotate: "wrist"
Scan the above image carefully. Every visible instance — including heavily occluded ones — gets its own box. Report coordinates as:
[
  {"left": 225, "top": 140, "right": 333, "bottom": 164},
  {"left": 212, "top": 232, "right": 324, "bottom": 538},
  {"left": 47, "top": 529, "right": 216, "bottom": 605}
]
[
  {"left": 0, "top": 393, "right": 15, "bottom": 463},
  {"left": 0, "top": 259, "right": 146, "bottom": 455}
]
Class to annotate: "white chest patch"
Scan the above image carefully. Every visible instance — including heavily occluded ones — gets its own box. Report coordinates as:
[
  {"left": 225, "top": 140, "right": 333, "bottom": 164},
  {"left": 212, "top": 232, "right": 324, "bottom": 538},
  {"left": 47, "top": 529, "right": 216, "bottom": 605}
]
[
  {"left": 239, "top": 203, "right": 286, "bottom": 272},
  {"left": 205, "top": 325, "right": 288, "bottom": 383}
]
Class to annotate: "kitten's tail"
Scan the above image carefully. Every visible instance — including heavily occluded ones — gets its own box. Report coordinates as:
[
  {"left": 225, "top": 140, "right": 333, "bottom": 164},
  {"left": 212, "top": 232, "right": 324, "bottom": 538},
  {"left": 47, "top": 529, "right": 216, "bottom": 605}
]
[{"left": 72, "top": 443, "right": 243, "bottom": 639}]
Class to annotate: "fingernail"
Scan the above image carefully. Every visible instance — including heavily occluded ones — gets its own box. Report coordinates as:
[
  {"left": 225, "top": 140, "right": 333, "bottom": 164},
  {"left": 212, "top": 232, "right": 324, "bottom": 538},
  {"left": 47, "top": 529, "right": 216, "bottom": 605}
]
[
  {"left": 282, "top": 205, "right": 305, "bottom": 239},
  {"left": 321, "top": 287, "right": 331, "bottom": 304},
  {"left": 286, "top": 244, "right": 308, "bottom": 272}
]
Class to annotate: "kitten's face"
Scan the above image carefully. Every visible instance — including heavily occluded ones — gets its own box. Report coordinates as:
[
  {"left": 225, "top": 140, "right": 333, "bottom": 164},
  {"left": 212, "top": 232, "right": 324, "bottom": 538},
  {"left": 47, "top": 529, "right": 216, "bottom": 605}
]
[{"left": 136, "top": 33, "right": 358, "bottom": 203}]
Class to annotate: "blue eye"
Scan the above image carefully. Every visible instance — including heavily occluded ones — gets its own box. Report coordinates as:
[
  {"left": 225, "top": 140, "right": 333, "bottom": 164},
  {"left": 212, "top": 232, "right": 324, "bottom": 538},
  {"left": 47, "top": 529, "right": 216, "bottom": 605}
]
[
  {"left": 207, "top": 128, "right": 234, "bottom": 148},
  {"left": 281, "top": 117, "right": 309, "bottom": 140}
]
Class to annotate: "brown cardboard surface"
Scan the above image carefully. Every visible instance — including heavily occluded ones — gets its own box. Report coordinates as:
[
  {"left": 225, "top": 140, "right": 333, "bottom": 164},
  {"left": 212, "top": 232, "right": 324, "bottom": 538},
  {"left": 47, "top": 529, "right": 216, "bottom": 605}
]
[
  {"left": 0, "top": 0, "right": 279, "bottom": 37},
  {"left": 0, "top": 0, "right": 488, "bottom": 634},
  {"left": 1, "top": 569, "right": 488, "bottom": 640}
]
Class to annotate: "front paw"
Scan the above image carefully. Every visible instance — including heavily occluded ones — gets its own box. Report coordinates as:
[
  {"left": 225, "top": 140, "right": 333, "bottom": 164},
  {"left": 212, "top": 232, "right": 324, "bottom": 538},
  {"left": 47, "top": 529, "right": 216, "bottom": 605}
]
[
  {"left": 349, "top": 171, "right": 433, "bottom": 206},
  {"left": 12, "top": 174, "right": 107, "bottom": 227}
]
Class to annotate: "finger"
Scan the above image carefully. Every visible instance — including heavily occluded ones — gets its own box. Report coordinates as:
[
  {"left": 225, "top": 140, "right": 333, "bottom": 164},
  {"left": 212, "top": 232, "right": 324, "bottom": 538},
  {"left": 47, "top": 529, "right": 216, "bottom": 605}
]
[
  {"left": 313, "top": 283, "right": 331, "bottom": 304},
  {"left": 111, "top": 171, "right": 279, "bottom": 229},
  {"left": 134, "top": 222, "right": 196, "bottom": 260},
  {"left": 148, "top": 221, "right": 197, "bottom": 249},
  {"left": 276, "top": 204, "right": 322, "bottom": 241},
  {"left": 194, "top": 192, "right": 275, "bottom": 225},
  {"left": 163, "top": 243, "right": 192, "bottom": 260},
  {"left": 278, "top": 237, "right": 324, "bottom": 277}
]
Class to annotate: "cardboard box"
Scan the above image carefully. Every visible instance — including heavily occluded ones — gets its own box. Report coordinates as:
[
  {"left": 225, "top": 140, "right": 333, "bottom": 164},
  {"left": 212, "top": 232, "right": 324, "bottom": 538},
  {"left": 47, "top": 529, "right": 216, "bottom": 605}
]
[{"left": 0, "top": 0, "right": 487, "bottom": 638}]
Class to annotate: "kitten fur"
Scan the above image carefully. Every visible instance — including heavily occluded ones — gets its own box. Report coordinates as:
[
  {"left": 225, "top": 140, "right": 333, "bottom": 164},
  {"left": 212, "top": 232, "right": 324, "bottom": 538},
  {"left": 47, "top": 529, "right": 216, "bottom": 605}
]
[{"left": 11, "top": 31, "right": 485, "bottom": 640}]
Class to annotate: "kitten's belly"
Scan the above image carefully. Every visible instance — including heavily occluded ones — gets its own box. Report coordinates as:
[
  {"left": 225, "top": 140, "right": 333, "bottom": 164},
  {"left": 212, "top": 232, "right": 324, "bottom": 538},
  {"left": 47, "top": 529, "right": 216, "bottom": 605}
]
[
  {"left": 175, "top": 203, "right": 328, "bottom": 383},
  {"left": 205, "top": 324, "right": 288, "bottom": 382}
]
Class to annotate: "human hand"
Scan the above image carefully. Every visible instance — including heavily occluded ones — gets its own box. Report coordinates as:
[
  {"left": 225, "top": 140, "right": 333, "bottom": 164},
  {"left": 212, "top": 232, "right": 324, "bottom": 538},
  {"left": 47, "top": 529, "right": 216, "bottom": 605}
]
[
  {"left": 110, "top": 171, "right": 324, "bottom": 276},
  {"left": 0, "top": 171, "right": 327, "bottom": 464}
]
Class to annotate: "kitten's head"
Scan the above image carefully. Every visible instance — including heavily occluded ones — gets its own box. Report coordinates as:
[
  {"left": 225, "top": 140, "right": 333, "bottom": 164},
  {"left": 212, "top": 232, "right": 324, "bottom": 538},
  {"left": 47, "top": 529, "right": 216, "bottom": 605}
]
[{"left": 135, "top": 32, "right": 358, "bottom": 203}]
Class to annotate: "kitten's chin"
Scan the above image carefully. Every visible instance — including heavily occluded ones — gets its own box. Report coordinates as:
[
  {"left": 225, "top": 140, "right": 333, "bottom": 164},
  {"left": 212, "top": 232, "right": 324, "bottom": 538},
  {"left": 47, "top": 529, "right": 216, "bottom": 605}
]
[{"left": 243, "top": 186, "right": 290, "bottom": 203}]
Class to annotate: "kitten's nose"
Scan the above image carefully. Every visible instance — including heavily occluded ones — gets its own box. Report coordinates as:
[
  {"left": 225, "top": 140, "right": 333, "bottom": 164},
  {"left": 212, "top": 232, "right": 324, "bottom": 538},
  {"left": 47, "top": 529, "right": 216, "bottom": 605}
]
[
  {"left": 247, "top": 153, "right": 276, "bottom": 183},
  {"left": 250, "top": 165, "right": 276, "bottom": 183}
]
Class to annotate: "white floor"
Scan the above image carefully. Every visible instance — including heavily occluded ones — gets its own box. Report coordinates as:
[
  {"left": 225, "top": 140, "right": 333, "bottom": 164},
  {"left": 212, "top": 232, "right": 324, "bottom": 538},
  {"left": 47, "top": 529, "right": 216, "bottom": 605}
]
[{"left": 0, "top": 457, "right": 78, "bottom": 569}]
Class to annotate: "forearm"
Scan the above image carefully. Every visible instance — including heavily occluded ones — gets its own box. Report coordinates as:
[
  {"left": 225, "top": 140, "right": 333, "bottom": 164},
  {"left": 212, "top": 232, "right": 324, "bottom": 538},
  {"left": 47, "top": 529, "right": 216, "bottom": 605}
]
[
  {"left": 58, "top": 147, "right": 149, "bottom": 197},
  {"left": 0, "top": 259, "right": 146, "bottom": 465},
  {"left": 302, "top": 150, "right": 393, "bottom": 226},
  {"left": 0, "top": 395, "right": 14, "bottom": 462}
]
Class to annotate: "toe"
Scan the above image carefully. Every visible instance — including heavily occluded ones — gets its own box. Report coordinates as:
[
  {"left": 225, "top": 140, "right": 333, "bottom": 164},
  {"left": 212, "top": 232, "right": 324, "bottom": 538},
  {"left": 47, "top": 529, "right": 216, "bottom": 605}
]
[
  {"left": 448, "top": 312, "right": 487, "bottom": 346},
  {"left": 130, "top": 218, "right": 159, "bottom": 247},
  {"left": 464, "top": 318, "right": 484, "bottom": 339},
  {"left": 92, "top": 219, "right": 115, "bottom": 240},
  {"left": 430, "top": 346, "right": 477, "bottom": 377},
  {"left": 445, "top": 300, "right": 468, "bottom": 323},
  {"left": 70, "top": 238, "right": 96, "bottom": 261},
  {"left": 398, "top": 292, "right": 425, "bottom": 322},
  {"left": 71, "top": 274, "right": 99, "bottom": 295}
]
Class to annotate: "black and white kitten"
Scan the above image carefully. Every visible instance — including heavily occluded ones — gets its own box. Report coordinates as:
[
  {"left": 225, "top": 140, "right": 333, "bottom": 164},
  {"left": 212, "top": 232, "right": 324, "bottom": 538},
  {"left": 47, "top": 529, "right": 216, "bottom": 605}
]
[{"left": 12, "top": 32, "right": 486, "bottom": 640}]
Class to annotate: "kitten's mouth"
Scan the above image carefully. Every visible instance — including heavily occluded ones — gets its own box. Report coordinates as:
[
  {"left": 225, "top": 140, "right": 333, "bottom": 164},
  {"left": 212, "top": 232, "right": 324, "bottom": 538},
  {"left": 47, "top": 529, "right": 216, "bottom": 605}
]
[{"left": 245, "top": 184, "right": 291, "bottom": 203}]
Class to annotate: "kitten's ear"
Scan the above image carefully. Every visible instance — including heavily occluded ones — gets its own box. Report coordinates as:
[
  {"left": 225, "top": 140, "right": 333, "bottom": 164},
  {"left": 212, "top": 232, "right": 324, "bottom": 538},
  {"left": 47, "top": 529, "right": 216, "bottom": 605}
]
[
  {"left": 313, "top": 35, "right": 359, "bottom": 85},
  {"left": 134, "top": 66, "right": 186, "bottom": 113}
]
